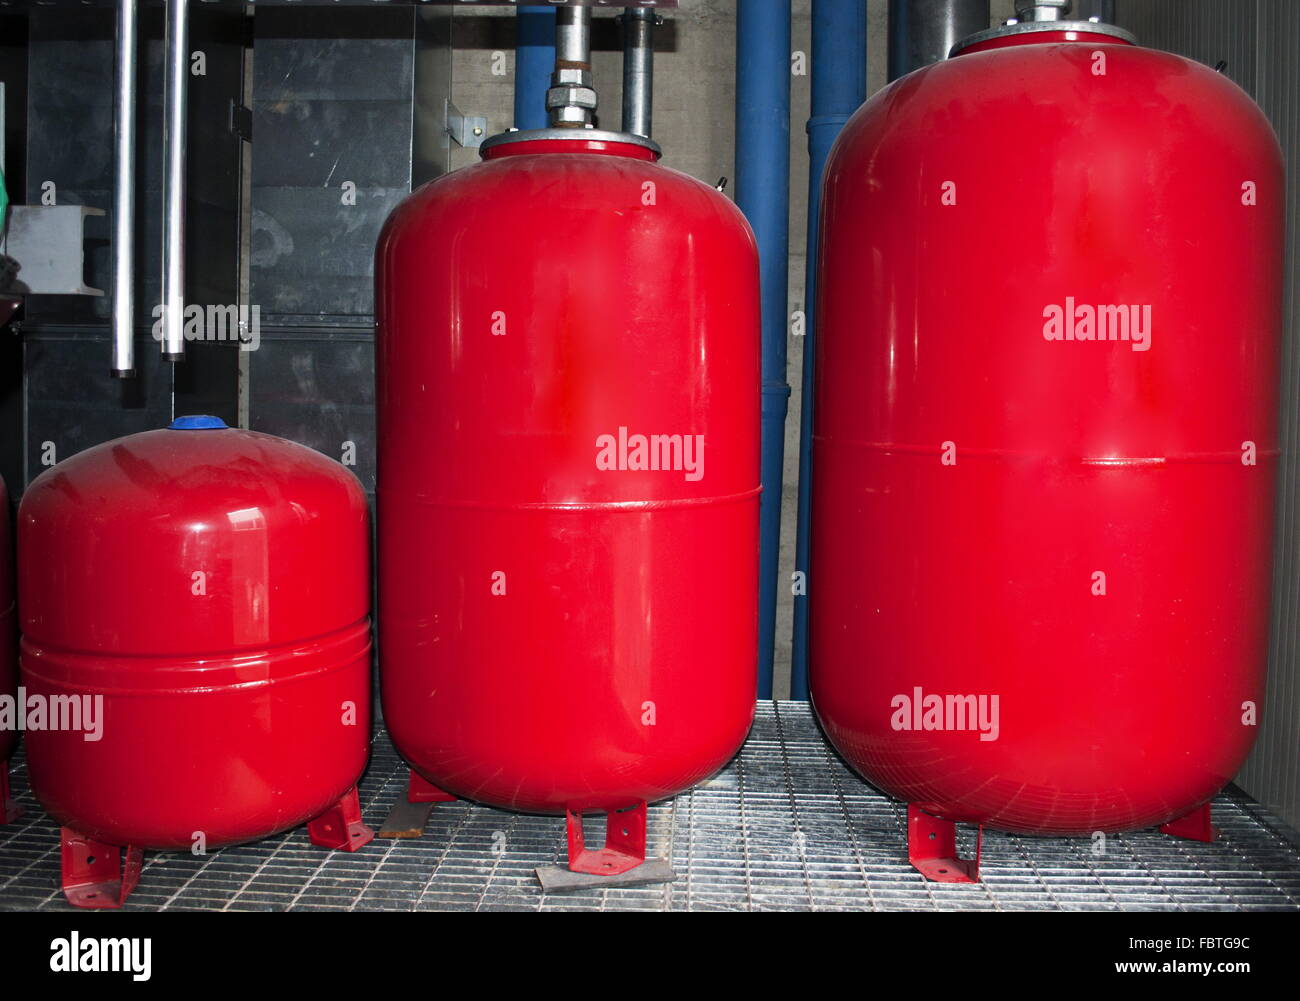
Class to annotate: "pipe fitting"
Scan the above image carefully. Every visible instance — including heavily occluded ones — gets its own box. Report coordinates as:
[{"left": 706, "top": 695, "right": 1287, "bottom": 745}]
[
  {"left": 1014, "top": 0, "right": 1071, "bottom": 20},
  {"left": 548, "top": 6, "right": 595, "bottom": 127}
]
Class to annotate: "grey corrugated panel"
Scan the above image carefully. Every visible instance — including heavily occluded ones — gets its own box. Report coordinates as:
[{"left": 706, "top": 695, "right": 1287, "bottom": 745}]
[
  {"left": 1241, "top": 0, "right": 1300, "bottom": 838},
  {"left": 1, "top": 702, "right": 1298, "bottom": 912},
  {"left": 1117, "top": 0, "right": 1300, "bottom": 838}
]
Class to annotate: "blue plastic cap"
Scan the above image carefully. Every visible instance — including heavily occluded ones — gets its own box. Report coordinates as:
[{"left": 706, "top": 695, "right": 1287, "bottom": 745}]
[{"left": 168, "top": 415, "right": 229, "bottom": 430}]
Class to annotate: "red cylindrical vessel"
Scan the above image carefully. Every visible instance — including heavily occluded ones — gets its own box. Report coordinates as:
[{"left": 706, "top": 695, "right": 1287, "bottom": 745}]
[
  {"left": 812, "top": 24, "right": 1283, "bottom": 851},
  {"left": 0, "top": 475, "right": 17, "bottom": 823},
  {"left": 376, "top": 131, "right": 759, "bottom": 870},
  {"left": 19, "top": 417, "right": 375, "bottom": 906}
]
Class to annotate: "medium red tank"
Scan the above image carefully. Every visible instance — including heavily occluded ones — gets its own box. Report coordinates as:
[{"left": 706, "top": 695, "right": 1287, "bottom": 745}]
[
  {"left": 811, "top": 20, "right": 1283, "bottom": 880},
  {"left": 0, "top": 475, "right": 18, "bottom": 824},
  {"left": 376, "top": 130, "right": 759, "bottom": 874},
  {"left": 19, "top": 417, "right": 375, "bottom": 908}
]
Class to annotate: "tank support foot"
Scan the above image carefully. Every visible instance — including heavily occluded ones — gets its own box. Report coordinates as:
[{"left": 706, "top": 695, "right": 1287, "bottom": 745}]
[
  {"left": 307, "top": 786, "right": 375, "bottom": 852},
  {"left": 1159, "top": 802, "right": 1218, "bottom": 843},
  {"left": 908, "top": 804, "right": 982, "bottom": 883},
  {"left": 1, "top": 759, "right": 22, "bottom": 823},
  {"left": 566, "top": 801, "right": 647, "bottom": 875},
  {"left": 61, "top": 829, "right": 142, "bottom": 909},
  {"left": 378, "top": 770, "right": 456, "bottom": 838}
]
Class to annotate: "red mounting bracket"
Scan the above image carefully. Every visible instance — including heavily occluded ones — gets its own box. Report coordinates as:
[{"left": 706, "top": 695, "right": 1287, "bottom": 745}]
[
  {"left": 1159, "top": 802, "right": 1218, "bottom": 843},
  {"left": 908, "top": 803, "right": 982, "bottom": 883},
  {"left": 61, "top": 829, "right": 143, "bottom": 909},
  {"left": 408, "top": 770, "right": 457, "bottom": 804},
  {"left": 307, "top": 786, "right": 375, "bottom": 852},
  {"left": 1, "top": 759, "right": 22, "bottom": 824},
  {"left": 566, "top": 802, "right": 647, "bottom": 875}
]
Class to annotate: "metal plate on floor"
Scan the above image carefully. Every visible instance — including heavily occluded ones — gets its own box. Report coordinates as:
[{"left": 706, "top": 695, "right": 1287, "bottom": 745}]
[{"left": 535, "top": 859, "right": 677, "bottom": 893}]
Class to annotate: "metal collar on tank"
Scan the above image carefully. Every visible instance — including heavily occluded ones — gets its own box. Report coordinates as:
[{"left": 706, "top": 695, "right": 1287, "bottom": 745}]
[
  {"left": 481, "top": 2, "right": 662, "bottom": 159},
  {"left": 479, "top": 127, "right": 661, "bottom": 158},
  {"left": 950, "top": 0, "right": 1136, "bottom": 57}
]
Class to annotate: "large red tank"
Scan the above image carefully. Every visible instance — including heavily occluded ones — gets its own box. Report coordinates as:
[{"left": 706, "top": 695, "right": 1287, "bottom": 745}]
[
  {"left": 811, "top": 21, "right": 1283, "bottom": 880},
  {"left": 0, "top": 475, "right": 18, "bottom": 824},
  {"left": 376, "top": 130, "right": 759, "bottom": 873},
  {"left": 19, "top": 417, "right": 375, "bottom": 907}
]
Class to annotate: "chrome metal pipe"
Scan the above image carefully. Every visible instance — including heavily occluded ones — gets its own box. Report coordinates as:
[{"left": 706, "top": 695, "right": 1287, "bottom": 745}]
[
  {"left": 621, "top": 8, "right": 655, "bottom": 138},
  {"left": 161, "top": 0, "right": 189, "bottom": 360},
  {"left": 555, "top": 5, "right": 592, "bottom": 66},
  {"left": 548, "top": 5, "right": 596, "bottom": 128},
  {"left": 111, "top": 0, "right": 137, "bottom": 377}
]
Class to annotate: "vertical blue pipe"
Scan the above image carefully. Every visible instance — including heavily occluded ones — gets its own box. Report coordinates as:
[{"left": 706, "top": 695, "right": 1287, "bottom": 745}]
[
  {"left": 514, "top": 5, "right": 556, "bottom": 131},
  {"left": 791, "top": 1, "right": 867, "bottom": 701},
  {"left": 736, "top": 0, "right": 791, "bottom": 701}
]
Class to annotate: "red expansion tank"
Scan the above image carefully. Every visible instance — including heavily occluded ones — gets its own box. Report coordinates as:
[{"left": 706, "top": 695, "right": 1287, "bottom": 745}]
[
  {"left": 0, "top": 475, "right": 18, "bottom": 824},
  {"left": 810, "top": 21, "right": 1283, "bottom": 879},
  {"left": 376, "top": 130, "right": 759, "bottom": 874},
  {"left": 19, "top": 417, "right": 375, "bottom": 907}
]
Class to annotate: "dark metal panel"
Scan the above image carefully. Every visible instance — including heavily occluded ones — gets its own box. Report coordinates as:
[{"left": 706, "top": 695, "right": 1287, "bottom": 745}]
[
  {"left": 0, "top": 11, "right": 30, "bottom": 499},
  {"left": 14, "top": 6, "right": 246, "bottom": 499},
  {"left": 247, "top": 335, "right": 376, "bottom": 493},
  {"left": 250, "top": 187, "right": 407, "bottom": 320},
  {"left": 22, "top": 332, "right": 172, "bottom": 483},
  {"left": 413, "top": 6, "right": 453, "bottom": 187},
  {"left": 249, "top": 8, "right": 415, "bottom": 323},
  {"left": 23, "top": 7, "right": 245, "bottom": 329}
]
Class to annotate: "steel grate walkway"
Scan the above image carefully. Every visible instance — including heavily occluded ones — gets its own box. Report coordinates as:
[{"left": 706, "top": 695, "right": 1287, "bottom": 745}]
[{"left": 1, "top": 701, "right": 1298, "bottom": 911}]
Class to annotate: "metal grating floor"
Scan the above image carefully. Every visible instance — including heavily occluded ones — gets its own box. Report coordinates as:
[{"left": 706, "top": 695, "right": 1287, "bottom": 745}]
[{"left": 1, "top": 701, "right": 1299, "bottom": 911}]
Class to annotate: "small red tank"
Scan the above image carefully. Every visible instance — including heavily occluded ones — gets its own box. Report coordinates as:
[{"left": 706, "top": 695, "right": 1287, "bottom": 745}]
[{"left": 19, "top": 417, "right": 375, "bottom": 908}]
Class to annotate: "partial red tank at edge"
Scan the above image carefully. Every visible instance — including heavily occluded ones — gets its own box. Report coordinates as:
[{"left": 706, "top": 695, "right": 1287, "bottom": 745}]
[
  {"left": 811, "top": 30, "right": 1283, "bottom": 846},
  {"left": 376, "top": 134, "right": 760, "bottom": 871},
  {"left": 18, "top": 418, "right": 376, "bottom": 907},
  {"left": 0, "top": 475, "right": 18, "bottom": 823}
]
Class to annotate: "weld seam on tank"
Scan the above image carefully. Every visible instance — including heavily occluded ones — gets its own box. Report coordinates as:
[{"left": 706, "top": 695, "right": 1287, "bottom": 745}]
[
  {"left": 392, "top": 487, "right": 763, "bottom": 512},
  {"left": 814, "top": 439, "right": 1281, "bottom": 464},
  {"left": 19, "top": 660, "right": 369, "bottom": 698},
  {"left": 20, "top": 626, "right": 371, "bottom": 691},
  {"left": 19, "top": 617, "right": 372, "bottom": 663}
]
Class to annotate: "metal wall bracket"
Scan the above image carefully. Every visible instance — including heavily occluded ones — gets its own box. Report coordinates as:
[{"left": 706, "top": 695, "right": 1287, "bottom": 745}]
[
  {"left": 1, "top": 205, "right": 105, "bottom": 296},
  {"left": 445, "top": 99, "right": 487, "bottom": 148},
  {"left": 229, "top": 99, "right": 253, "bottom": 143}
]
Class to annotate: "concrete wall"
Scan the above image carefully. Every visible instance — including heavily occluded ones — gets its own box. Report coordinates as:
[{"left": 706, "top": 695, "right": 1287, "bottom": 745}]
[{"left": 445, "top": 1, "right": 1016, "bottom": 697}]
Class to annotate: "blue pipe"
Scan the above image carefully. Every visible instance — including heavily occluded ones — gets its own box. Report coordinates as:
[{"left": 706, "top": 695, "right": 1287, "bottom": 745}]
[
  {"left": 791, "top": 0, "right": 867, "bottom": 701},
  {"left": 735, "top": 0, "right": 792, "bottom": 700},
  {"left": 514, "top": 6, "right": 556, "bottom": 131}
]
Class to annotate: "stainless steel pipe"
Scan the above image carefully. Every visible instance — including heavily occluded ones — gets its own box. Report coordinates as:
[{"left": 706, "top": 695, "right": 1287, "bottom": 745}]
[
  {"left": 161, "top": 0, "right": 189, "bottom": 360},
  {"left": 111, "top": 0, "right": 137, "bottom": 376},
  {"left": 621, "top": 8, "right": 655, "bottom": 138}
]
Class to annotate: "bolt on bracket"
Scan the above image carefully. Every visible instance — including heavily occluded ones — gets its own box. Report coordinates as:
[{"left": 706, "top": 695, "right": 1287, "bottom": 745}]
[{"left": 446, "top": 100, "right": 487, "bottom": 149}]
